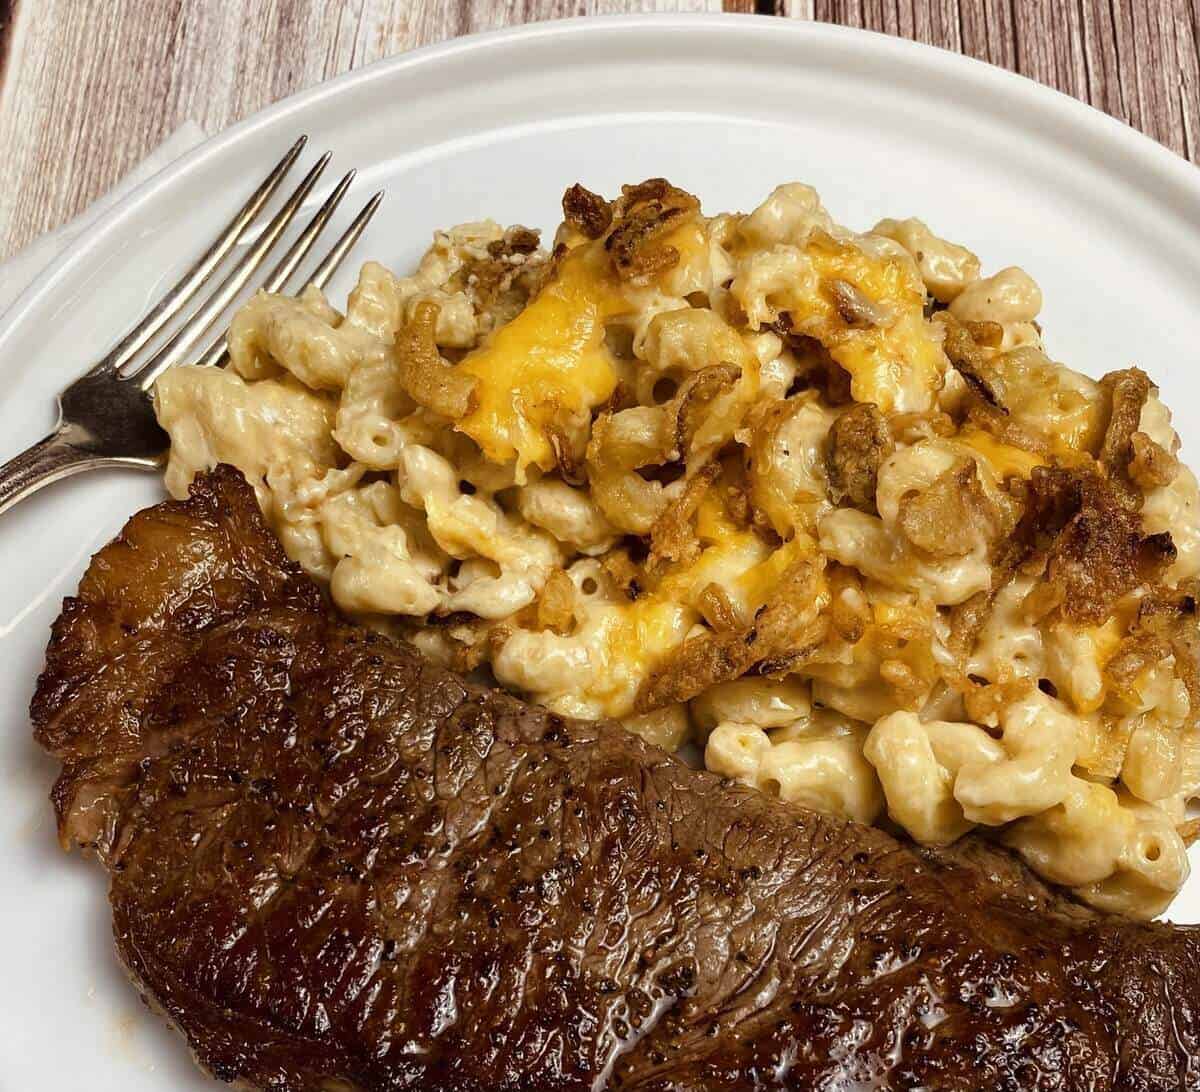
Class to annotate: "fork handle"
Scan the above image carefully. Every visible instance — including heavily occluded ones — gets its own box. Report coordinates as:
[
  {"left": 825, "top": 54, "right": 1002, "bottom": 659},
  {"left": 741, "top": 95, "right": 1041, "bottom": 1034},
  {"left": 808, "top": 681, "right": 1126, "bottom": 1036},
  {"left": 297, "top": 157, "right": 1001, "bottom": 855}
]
[{"left": 0, "top": 430, "right": 100, "bottom": 517}]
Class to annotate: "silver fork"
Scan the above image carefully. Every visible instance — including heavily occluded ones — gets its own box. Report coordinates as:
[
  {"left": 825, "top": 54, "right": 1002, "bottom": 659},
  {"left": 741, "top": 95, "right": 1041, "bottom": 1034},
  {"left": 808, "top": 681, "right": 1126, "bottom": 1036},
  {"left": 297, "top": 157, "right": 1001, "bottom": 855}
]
[{"left": 0, "top": 136, "right": 383, "bottom": 516}]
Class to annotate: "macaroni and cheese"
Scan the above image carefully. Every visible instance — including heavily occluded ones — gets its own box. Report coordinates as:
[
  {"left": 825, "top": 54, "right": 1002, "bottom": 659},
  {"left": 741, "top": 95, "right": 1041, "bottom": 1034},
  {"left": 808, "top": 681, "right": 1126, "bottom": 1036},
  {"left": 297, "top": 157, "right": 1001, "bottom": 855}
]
[{"left": 155, "top": 179, "right": 1200, "bottom": 919}]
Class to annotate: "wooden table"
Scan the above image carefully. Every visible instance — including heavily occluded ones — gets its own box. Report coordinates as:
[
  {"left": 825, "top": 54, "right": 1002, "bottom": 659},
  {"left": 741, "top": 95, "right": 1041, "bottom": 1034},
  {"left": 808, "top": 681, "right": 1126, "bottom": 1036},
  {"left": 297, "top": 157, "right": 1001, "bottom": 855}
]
[{"left": 0, "top": 1, "right": 1195, "bottom": 262}]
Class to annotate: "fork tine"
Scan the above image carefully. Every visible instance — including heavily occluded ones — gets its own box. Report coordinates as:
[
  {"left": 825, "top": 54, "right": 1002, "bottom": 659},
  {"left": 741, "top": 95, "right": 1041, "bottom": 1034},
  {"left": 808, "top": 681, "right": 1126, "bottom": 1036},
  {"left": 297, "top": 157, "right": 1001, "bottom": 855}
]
[
  {"left": 257, "top": 169, "right": 357, "bottom": 299},
  {"left": 192, "top": 190, "right": 384, "bottom": 371},
  {"left": 132, "top": 152, "right": 333, "bottom": 389},
  {"left": 191, "top": 170, "right": 357, "bottom": 370},
  {"left": 88, "top": 136, "right": 307, "bottom": 378},
  {"left": 305, "top": 191, "right": 385, "bottom": 291}
]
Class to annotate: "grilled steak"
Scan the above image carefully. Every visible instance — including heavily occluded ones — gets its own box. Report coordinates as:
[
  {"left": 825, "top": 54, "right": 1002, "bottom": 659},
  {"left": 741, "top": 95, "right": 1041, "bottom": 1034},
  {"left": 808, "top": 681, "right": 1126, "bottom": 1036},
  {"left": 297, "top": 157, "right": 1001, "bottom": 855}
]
[{"left": 31, "top": 466, "right": 1200, "bottom": 1091}]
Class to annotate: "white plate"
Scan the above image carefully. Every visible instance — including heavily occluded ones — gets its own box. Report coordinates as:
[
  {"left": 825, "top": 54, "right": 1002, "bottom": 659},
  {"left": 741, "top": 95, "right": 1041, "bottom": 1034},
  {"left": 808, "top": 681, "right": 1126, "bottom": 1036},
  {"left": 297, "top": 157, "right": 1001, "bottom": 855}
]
[{"left": 3, "top": 14, "right": 1200, "bottom": 1089}]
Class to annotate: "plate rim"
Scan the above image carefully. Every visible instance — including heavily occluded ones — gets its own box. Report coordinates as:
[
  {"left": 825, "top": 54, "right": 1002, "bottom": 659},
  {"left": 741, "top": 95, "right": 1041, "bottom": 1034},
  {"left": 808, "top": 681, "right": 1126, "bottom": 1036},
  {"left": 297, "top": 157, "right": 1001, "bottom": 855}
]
[
  {"left": 2, "top": 13, "right": 1198, "bottom": 367},
  {"left": 6, "top": 17, "right": 1200, "bottom": 1086}
]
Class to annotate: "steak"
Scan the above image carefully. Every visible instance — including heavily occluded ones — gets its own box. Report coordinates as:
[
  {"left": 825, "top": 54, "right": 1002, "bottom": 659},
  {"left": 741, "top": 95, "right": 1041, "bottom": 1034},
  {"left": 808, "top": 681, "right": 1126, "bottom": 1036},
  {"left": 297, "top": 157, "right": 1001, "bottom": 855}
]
[{"left": 30, "top": 465, "right": 1200, "bottom": 1091}]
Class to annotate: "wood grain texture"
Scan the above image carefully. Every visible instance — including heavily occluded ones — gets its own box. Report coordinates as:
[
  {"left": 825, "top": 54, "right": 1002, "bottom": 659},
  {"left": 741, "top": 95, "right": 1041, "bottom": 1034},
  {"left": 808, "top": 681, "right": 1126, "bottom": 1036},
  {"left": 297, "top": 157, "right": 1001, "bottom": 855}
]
[
  {"left": 0, "top": 0, "right": 717, "bottom": 260},
  {"left": 0, "top": 1, "right": 1194, "bottom": 261},
  {"left": 804, "top": 0, "right": 1200, "bottom": 161}
]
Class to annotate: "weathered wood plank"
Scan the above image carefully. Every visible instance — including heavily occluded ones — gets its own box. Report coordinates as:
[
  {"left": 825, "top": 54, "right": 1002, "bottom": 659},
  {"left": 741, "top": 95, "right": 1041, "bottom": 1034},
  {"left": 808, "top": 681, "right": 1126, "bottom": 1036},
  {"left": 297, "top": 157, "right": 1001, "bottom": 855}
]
[
  {"left": 805, "top": 0, "right": 1199, "bottom": 164},
  {"left": 0, "top": 1, "right": 1194, "bottom": 263},
  {"left": 0, "top": 0, "right": 17, "bottom": 80},
  {"left": 1178, "top": 0, "right": 1200, "bottom": 160},
  {"left": 0, "top": 0, "right": 715, "bottom": 260}
]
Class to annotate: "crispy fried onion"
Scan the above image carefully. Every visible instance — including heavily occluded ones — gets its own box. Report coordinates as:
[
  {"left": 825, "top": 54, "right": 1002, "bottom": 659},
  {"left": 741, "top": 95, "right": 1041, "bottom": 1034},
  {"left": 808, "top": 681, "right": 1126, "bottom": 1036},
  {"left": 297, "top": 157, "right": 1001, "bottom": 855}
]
[
  {"left": 546, "top": 418, "right": 589, "bottom": 485},
  {"left": 1128, "top": 431, "right": 1179, "bottom": 490},
  {"left": 697, "top": 581, "right": 743, "bottom": 632},
  {"left": 964, "top": 401, "right": 1054, "bottom": 460},
  {"left": 827, "top": 563, "right": 870, "bottom": 644},
  {"left": 394, "top": 300, "right": 477, "bottom": 419},
  {"left": 1179, "top": 819, "right": 1200, "bottom": 847},
  {"left": 489, "top": 226, "right": 541, "bottom": 256},
  {"left": 1017, "top": 465, "right": 1174, "bottom": 626},
  {"left": 963, "top": 319, "right": 1004, "bottom": 349},
  {"left": 1038, "top": 470, "right": 1174, "bottom": 625},
  {"left": 599, "top": 545, "right": 643, "bottom": 601},
  {"left": 826, "top": 278, "right": 891, "bottom": 328},
  {"left": 947, "top": 464, "right": 1177, "bottom": 655},
  {"left": 825, "top": 403, "right": 893, "bottom": 512},
  {"left": 459, "top": 226, "right": 545, "bottom": 320},
  {"left": 945, "top": 586, "right": 1000, "bottom": 659},
  {"left": 1097, "top": 367, "right": 1153, "bottom": 507},
  {"left": 936, "top": 312, "right": 1005, "bottom": 409},
  {"left": 647, "top": 462, "right": 721, "bottom": 573},
  {"left": 415, "top": 615, "right": 512, "bottom": 675},
  {"left": 962, "top": 677, "right": 1035, "bottom": 727},
  {"left": 604, "top": 179, "right": 701, "bottom": 281},
  {"left": 724, "top": 478, "right": 753, "bottom": 529},
  {"left": 562, "top": 183, "right": 613, "bottom": 240},
  {"left": 897, "top": 458, "right": 999, "bottom": 559},
  {"left": 945, "top": 466, "right": 1079, "bottom": 657},
  {"left": 666, "top": 364, "right": 741, "bottom": 458},
  {"left": 533, "top": 568, "right": 577, "bottom": 635},
  {"left": 586, "top": 367, "right": 739, "bottom": 534},
  {"left": 774, "top": 330, "right": 855, "bottom": 406},
  {"left": 1105, "top": 586, "right": 1200, "bottom": 719},
  {"left": 635, "top": 556, "right": 827, "bottom": 711}
]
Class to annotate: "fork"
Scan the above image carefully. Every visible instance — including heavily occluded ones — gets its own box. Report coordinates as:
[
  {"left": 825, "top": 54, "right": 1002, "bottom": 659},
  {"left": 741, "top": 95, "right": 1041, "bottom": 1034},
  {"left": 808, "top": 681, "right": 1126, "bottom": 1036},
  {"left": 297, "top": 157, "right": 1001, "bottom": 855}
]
[{"left": 0, "top": 136, "right": 382, "bottom": 516}]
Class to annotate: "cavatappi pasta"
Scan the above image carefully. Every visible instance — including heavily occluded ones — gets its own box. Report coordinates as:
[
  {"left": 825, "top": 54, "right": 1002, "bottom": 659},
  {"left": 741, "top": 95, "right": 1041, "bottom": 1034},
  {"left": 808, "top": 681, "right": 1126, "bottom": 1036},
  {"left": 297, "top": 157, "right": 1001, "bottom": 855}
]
[{"left": 155, "top": 180, "right": 1200, "bottom": 919}]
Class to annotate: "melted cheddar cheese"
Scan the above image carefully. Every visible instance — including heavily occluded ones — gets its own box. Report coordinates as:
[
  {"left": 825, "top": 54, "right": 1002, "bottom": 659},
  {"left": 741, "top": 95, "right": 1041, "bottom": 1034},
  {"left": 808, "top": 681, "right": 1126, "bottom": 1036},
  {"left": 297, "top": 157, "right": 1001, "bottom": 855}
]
[
  {"left": 600, "top": 597, "right": 696, "bottom": 700},
  {"left": 734, "top": 231, "right": 946, "bottom": 414},
  {"left": 655, "top": 491, "right": 770, "bottom": 613},
  {"left": 733, "top": 534, "right": 820, "bottom": 614},
  {"left": 456, "top": 245, "right": 624, "bottom": 479},
  {"left": 958, "top": 426, "right": 1047, "bottom": 480},
  {"left": 809, "top": 242, "right": 945, "bottom": 415}
]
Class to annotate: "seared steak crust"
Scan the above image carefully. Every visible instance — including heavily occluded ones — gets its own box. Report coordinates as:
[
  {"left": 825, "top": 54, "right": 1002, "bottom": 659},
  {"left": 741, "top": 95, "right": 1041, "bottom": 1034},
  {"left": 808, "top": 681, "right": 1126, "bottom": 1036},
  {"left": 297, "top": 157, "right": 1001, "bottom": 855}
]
[{"left": 31, "top": 467, "right": 1200, "bottom": 1091}]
